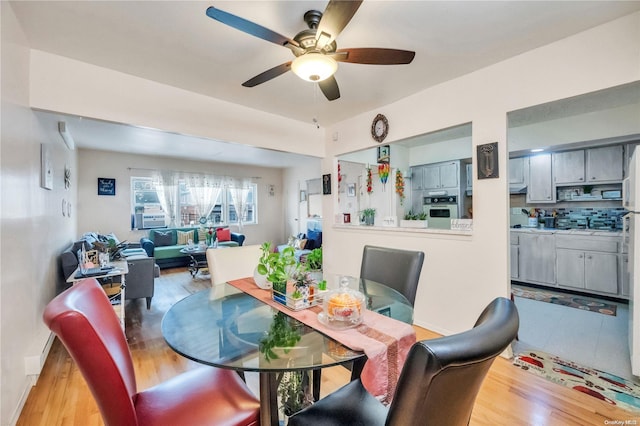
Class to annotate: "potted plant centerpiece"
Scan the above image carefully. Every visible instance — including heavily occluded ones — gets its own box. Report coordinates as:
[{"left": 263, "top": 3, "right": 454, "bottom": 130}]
[
  {"left": 303, "top": 247, "right": 323, "bottom": 283},
  {"left": 400, "top": 210, "right": 429, "bottom": 228},
  {"left": 257, "top": 242, "right": 297, "bottom": 305},
  {"left": 361, "top": 208, "right": 376, "bottom": 226}
]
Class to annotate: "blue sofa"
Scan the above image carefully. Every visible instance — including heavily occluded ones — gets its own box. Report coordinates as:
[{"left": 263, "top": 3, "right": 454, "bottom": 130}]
[{"left": 140, "top": 226, "right": 245, "bottom": 269}]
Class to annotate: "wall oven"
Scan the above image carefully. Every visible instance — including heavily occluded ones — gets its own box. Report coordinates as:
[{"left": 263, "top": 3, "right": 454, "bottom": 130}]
[{"left": 423, "top": 196, "right": 459, "bottom": 229}]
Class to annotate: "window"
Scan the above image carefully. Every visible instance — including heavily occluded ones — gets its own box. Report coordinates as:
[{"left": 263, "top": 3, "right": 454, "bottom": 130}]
[{"left": 131, "top": 177, "right": 257, "bottom": 230}]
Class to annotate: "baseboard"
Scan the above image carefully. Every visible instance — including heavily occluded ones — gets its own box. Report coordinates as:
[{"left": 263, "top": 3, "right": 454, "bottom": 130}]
[
  {"left": 12, "top": 332, "right": 55, "bottom": 425},
  {"left": 9, "top": 375, "right": 37, "bottom": 426},
  {"left": 24, "top": 331, "right": 55, "bottom": 376}
]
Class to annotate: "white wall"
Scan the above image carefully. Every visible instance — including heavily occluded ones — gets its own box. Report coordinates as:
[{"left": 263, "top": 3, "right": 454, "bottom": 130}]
[
  {"left": 1, "top": 3, "right": 78, "bottom": 424},
  {"left": 323, "top": 12, "right": 640, "bottom": 336},
  {"left": 29, "top": 51, "right": 325, "bottom": 159},
  {"left": 77, "top": 149, "right": 287, "bottom": 247}
]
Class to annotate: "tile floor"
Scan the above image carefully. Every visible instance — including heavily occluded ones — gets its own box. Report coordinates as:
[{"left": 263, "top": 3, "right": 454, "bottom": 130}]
[{"left": 512, "top": 289, "right": 636, "bottom": 382}]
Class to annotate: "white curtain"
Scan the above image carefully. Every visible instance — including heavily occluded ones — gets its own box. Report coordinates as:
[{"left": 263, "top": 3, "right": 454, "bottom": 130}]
[
  {"left": 184, "top": 174, "right": 222, "bottom": 224},
  {"left": 228, "top": 178, "right": 252, "bottom": 231},
  {"left": 153, "top": 171, "right": 179, "bottom": 227}
]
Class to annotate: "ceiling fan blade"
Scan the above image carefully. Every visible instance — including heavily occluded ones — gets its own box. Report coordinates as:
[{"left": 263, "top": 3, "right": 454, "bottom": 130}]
[
  {"left": 242, "top": 62, "right": 292, "bottom": 87},
  {"left": 315, "top": 0, "right": 363, "bottom": 50},
  {"left": 318, "top": 76, "right": 340, "bottom": 101},
  {"left": 206, "top": 6, "right": 300, "bottom": 50},
  {"left": 332, "top": 48, "right": 416, "bottom": 65}
]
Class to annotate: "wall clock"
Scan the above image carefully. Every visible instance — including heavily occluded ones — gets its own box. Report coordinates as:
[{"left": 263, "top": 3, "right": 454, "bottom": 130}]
[{"left": 371, "top": 114, "right": 389, "bottom": 143}]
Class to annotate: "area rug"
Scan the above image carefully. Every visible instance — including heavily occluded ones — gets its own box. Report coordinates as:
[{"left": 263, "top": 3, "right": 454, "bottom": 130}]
[
  {"left": 513, "top": 350, "right": 640, "bottom": 412},
  {"left": 512, "top": 285, "right": 617, "bottom": 316}
]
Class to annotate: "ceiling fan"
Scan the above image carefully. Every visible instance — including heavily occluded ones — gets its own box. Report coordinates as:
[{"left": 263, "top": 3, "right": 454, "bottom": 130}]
[{"left": 205, "top": 1, "right": 415, "bottom": 101}]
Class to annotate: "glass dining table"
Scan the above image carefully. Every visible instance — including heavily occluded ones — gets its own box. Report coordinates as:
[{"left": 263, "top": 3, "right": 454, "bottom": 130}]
[{"left": 161, "top": 276, "right": 413, "bottom": 426}]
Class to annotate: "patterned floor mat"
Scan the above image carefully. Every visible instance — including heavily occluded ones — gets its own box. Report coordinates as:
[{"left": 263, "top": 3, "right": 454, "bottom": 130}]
[
  {"left": 512, "top": 285, "right": 617, "bottom": 316},
  {"left": 513, "top": 350, "right": 640, "bottom": 412}
]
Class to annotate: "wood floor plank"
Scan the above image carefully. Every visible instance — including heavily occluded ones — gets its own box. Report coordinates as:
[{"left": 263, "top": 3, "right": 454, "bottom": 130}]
[{"left": 17, "top": 268, "right": 639, "bottom": 425}]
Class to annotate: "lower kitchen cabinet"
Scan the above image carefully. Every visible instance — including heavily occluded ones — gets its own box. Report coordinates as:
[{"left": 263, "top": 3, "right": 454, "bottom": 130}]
[
  {"left": 518, "top": 233, "right": 555, "bottom": 284},
  {"left": 556, "top": 249, "right": 618, "bottom": 294},
  {"left": 511, "top": 230, "right": 625, "bottom": 299}
]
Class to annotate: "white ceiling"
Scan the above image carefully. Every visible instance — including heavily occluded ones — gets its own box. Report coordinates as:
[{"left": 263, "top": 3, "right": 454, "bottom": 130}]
[{"left": 11, "top": 1, "right": 640, "bottom": 167}]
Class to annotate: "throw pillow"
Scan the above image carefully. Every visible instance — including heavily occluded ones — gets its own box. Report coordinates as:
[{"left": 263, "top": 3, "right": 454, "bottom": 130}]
[
  {"left": 153, "top": 230, "right": 175, "bottom": 247},
  {"left": 177, "top": 230, "right": 194, "bottom": 245},
  {"left": 307, "top": 229, "right": 322, "bottom": 250},
  {"left": 216, "top": 227, "right": 231, "bottom": 242},
  {"left": 294, "top": 238, "right": 307, "bottom": 250},
  {"left": 197, "top": 227, "right": 208, "bottom": 243}
]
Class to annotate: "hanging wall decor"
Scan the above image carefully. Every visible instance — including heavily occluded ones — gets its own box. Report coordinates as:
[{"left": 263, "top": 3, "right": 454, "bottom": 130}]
[
  {"left": 322, "top": 174, "right": 332, "bottom": 195},
  {"left": 40, "top": 144, "right": 53, "bottom": 190},
  {"left": 477, "top": 142, "right": 499, "bottom": 179},
  {"left": 98, "top": 177, "right": 116, "bottom": 195}
]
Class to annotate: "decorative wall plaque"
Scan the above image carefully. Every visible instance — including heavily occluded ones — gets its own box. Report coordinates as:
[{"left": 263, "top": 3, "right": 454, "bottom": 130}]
[{"left": 477, "top": 142, "right": 499, "bottom": 179}]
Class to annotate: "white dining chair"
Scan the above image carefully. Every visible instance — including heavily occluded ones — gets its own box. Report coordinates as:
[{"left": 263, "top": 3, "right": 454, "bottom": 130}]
[{"left": 206, "top": 244, "right": 263, "bottom": 286}]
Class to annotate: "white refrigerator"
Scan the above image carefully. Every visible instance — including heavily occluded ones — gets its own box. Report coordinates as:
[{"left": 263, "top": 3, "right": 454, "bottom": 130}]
[{"left": 624, "top": 148, "right": 640, "bottom": 376}]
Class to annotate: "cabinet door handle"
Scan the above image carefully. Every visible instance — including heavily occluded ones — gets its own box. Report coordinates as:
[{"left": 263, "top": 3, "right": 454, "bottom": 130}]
[
  {"left": 586, "top": 255, "right": 592, "bottom": 260},
  {"left": 579, "top": 254, "right": 584, "bottom": 258}
]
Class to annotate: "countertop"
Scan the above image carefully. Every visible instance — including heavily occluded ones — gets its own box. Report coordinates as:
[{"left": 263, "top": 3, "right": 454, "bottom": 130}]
[{"left": 511, "top": 227, "right": 622, "bottom": 236}]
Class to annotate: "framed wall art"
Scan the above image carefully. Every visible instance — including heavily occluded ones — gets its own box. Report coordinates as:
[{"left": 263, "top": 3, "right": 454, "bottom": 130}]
[
  {"left": 98, "top": 177, "right": 116, "bottom": 196},
  {"left": 377, "top": 145, "right": 390, "bottom": 164},
  {"left": 322, "top": 174, "right": 332, "bottom": 195},
  {"left": 477, "top": 142, "right": 499, "bottom": 179},
  {"left": 347, "top": 183, "right": 356, "bottom": 197}
]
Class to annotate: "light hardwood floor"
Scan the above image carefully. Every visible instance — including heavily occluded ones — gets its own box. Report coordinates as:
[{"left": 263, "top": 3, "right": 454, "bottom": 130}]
[{"left": 18, "top": 268, "right": 638, "bottom": 425}]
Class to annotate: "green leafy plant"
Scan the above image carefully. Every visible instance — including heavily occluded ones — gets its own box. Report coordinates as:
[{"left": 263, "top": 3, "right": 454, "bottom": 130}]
[
  {"left": 259, "top": 312, "right": 301, "bottom": 361},
  {"left": 257, "top": 242, "right": 297, "bottom": 294},
  {"left": 362, "top": 208, "right": 376, "bottom": 217},
  {"left": 317, "top": 280, "right": 327, "bottom": 291},
  {"left": 304, "top": 247, "right": 322, "bottom": 271},
  {"left": 279, "top": 371, "right": 312, "bottom": 416},
  {"left": 404, "top": 210, "right": 427, "bottom": 220}
]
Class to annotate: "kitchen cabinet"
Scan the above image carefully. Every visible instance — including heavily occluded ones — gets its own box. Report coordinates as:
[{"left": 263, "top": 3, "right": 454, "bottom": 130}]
[
  {"left": 556, "top": 249, "right": 618, "bottom": 294},
  {"left": 551, "top": 145, "right": 623, "bottom": 186},
  {"left": 510, "top": 233, "right": 519, "bottom": 279},
  {"left": 411, "top": 190, "right": 424, "bottom": 215},
  {"left": 422, "top": 161, "right": 459, "bottom": 190},
  {"left": 553, "top": 150, "right": 585, "bottom": 184},
  {"left": 526, "top": 154, "right": 555, "bottom": 203},
  {"left": 509, "top": 157, "right": 526, "bottom": 186},
  {"left": 555, "top": 234, "right": 619, "bottom": 295},
  {"left": 411, "top": 166, "right": 424, "bottom": 190},
  {"left": 621, "top": 254, "right": 630, "bottom": 297},
  {"left": 518, "top": 232, "right": 556, "bottom": 284},
  {"left": 586, "top": 145, "right": 623, "bottom": 182}
]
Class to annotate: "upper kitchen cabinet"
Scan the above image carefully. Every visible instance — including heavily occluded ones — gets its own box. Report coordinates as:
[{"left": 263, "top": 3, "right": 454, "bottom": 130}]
[
  {"left": 553, "top": 145, "right": 623, "bottom": 185},
  {"left": 586, "top": 145, "right": 623, "bottom": 182},
  {"left": 526, "top": 154, "right": 555, "bottom": 203},
  {"left": 410, "top": 166, "right": 424, "bottom": 190},
  {"left": 422, "top": 161, "right": 459, "bottom": 190},
  {"left": 552, "top": 150, "right": 585, "bottom": 184}
]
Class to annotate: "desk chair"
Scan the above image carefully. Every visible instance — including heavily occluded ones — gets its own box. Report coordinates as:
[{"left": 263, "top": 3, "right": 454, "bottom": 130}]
[
  {"left": 360, "top": 245, "right": 425, "bottom": 306},
  {"left": 43, "top": 278, "right": 260, "bottom": 426},
  {"left": 289, "top": 297, "right": 519, "bottom": 426}
]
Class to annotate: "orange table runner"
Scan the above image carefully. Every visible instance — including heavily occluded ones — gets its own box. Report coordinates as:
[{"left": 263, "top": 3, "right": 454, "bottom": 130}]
[{"left": 227, "top": 277, "right": 416, "bottom": 404}]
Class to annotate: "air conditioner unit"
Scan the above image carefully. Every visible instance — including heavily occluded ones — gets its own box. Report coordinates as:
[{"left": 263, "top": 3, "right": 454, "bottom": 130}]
[{"left": 142, "top": 213, "right": 166, "bottom": 229}]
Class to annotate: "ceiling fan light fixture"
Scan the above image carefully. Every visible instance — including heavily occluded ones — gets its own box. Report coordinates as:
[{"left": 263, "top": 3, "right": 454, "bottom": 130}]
[{"left": 291, "top": 52, "right": 337, "bottom": 82}]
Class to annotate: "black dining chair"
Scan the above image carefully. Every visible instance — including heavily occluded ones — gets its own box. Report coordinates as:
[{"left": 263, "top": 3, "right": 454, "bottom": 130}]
[
  {"left": 288, "top": 297, "right": 519, "bottom": 426},
  {"left": 360, "top": 245, "right": 425, "bottom": 306}
]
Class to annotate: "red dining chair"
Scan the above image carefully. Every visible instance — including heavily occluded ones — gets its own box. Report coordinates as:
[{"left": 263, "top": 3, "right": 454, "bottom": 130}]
[{"left": 43, "top": 278, "right": 260, "bottom": 426}]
